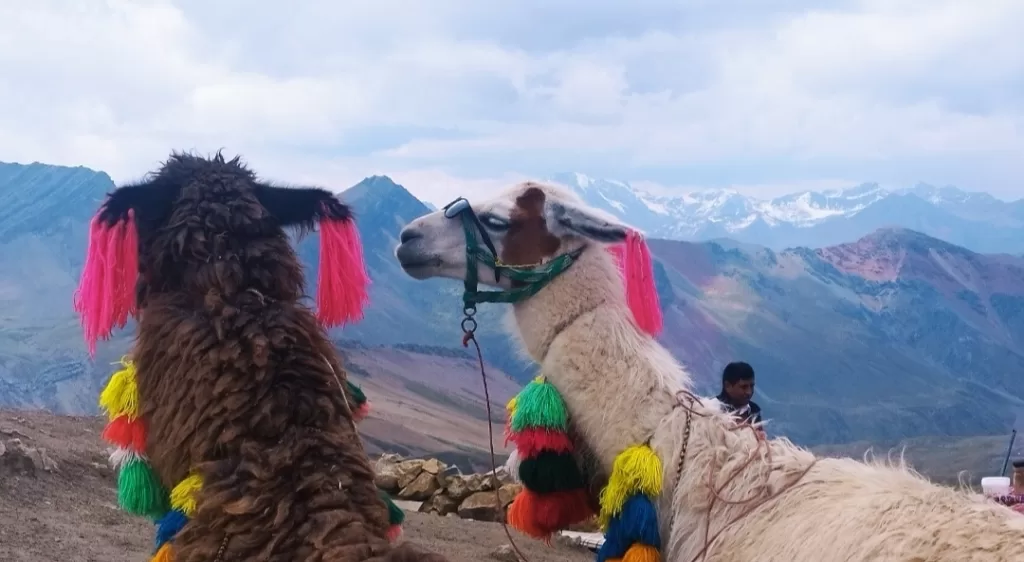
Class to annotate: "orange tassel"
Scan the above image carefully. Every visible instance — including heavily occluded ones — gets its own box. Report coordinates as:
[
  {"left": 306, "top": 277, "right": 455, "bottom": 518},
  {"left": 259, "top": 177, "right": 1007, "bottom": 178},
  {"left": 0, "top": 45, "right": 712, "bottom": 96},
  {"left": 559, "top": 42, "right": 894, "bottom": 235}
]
[
  {"left": 507, "top": 491, "right": 548, "bottom": 538},
  {"left": 150, "top": 543, "right": 173, "bottom": 562},
  {"left": 507, "top": 488, "right": 593, "bottom": 539},
  {"left": 622, "top": 543, "right": 660, "bottom": 562}
]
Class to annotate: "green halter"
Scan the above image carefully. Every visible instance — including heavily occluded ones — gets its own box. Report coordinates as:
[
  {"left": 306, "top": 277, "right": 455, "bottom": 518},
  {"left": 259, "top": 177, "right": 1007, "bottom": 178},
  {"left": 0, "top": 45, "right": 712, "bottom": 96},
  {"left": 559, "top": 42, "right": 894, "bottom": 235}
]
[{"left": 441, "top": 197, "right": 584, "bottom": 309}]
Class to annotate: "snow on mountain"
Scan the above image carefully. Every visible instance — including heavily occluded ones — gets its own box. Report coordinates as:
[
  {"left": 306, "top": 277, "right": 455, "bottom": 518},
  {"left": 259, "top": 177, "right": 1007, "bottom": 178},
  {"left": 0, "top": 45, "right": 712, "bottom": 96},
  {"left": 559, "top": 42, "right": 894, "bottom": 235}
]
[{"left": 547, "top": 173, "right": 1024, "bottom": 253}]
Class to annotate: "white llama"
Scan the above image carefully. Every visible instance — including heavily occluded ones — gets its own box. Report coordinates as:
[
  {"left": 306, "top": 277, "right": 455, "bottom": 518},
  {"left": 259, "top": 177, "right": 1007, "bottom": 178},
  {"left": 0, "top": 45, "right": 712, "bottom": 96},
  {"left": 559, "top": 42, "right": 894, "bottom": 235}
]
[{"left": 394, "top": 181, "right": 1024, "bottom": 562}]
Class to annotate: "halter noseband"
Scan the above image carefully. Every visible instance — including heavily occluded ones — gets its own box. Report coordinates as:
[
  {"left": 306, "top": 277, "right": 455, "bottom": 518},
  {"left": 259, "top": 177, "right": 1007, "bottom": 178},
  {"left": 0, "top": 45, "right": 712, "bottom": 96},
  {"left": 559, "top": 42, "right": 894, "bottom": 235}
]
[{"left": 441, "top": 197, "right": 584, "bottom": 308}]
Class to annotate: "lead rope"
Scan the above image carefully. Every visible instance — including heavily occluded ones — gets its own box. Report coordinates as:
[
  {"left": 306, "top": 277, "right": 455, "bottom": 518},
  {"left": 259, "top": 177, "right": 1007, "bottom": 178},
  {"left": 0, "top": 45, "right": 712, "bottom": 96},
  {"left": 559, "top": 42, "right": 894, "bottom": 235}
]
[{"left": 461, "top": 305, "right": 531, "bottom": 562}]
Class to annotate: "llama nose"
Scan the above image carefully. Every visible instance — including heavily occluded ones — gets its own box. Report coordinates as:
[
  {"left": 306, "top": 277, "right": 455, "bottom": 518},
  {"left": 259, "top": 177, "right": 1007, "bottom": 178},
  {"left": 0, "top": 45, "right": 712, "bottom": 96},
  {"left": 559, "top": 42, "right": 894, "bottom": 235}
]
[{"left": 400, "top": 228, "right": 422, "bottom": 244}]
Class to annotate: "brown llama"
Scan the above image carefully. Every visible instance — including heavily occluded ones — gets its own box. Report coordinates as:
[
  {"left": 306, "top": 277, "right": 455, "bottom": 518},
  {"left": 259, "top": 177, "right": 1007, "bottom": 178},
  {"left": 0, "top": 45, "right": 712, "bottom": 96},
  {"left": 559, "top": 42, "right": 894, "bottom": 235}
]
[{"left": 74, "top": 152, "right": 446, "bottom": 561}]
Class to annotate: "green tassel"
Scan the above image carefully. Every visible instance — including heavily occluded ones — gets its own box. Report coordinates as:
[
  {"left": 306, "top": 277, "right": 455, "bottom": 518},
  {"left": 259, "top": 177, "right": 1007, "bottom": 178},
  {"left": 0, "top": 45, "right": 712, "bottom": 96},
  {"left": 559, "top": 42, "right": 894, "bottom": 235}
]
[
  {"left": 380, "top": 489, "right": 405, "bottom": 525},
  {"left": 510, "top": 378, "right": 568, "bottom": 432},
  {"left": 346, "top": 380, "right": 367, "bottom": 406},
  {"left": 118, "top": 458, "right": 170, "bottom": 518}
]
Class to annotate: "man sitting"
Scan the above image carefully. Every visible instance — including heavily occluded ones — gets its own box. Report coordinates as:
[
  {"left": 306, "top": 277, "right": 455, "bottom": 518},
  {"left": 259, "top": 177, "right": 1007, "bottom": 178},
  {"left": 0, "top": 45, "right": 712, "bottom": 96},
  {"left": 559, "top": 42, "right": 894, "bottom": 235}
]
[{"left": 716, "top": 361, "right": 762, "bottom": 426}]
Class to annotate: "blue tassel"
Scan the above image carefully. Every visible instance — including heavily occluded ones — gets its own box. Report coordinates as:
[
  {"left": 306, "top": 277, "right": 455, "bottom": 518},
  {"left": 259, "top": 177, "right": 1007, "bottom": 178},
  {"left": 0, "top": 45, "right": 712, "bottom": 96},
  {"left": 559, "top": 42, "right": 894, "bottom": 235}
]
[
  {"left": 597, "top": 531, "right": 628, "bottom": 562},
  {"left": 597, "top": 495, "right": 661, "bottom": 561},
  {"left": 154, "top": 509, "right": 188, "bottom": 548},
  {"left": 616, "top": 495, "right": 662, "bottom": 548}
]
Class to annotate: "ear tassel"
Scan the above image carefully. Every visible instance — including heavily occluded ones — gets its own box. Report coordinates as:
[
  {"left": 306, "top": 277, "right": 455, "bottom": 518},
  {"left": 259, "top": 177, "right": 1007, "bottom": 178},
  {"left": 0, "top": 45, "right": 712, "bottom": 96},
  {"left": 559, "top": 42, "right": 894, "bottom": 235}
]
[
  {"left": 316, "top": 210, "right": 370, "bottom": 328},
  {"left": 74, "top": 210, "right": 139, "bottom": 356},
  {"left": 609, "top": 230, "right": 662, "bottom": 337}
]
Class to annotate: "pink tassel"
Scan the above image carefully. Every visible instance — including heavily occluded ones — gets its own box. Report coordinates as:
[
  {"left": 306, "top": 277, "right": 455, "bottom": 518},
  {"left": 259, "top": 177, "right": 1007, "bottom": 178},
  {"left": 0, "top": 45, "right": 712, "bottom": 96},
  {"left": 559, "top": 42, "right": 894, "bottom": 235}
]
[
  {"left": 353, "top": 401, "right": 371, "bottom": 422},
  {"left": 608, "top": 230, "right": 662, "bottom": 336},
  {"left": 386, "top": 524, "right": 402, "bottom": 542},
  {"left": 608, "top": 243, "right": 626, "bottom": 273},
  {"left": 73, "top": 211, "right": 139, "bottom": 356},
  {"left": 316, "top": 210, "right": 370, "bottom": 328}
]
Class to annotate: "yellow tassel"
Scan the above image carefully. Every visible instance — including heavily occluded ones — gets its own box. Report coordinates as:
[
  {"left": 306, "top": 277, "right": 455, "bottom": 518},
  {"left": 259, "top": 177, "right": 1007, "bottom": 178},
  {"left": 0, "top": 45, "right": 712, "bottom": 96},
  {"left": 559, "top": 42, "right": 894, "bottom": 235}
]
[
  {"left": 99, "top": 358, "right": 139, "bottom": 420},
  {"left": 599, "top": 444, "right": 663, "bottom": 525},
  {"left": 169, "top": 474, "right": 203, "bottom": 516},
  {"left": 150, "top": 543, "right": 173, "bottom": 562},
  {"left": 622, "top": 544, "right": 660, "bottom": 562},
  {"left": 506, "top": 396, "right": 518, "bottom": 415}
]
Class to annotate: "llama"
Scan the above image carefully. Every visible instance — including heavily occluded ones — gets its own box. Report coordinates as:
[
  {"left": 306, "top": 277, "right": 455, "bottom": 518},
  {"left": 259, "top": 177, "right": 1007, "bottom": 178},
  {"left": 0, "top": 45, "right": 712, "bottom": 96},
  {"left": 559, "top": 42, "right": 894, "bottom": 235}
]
[
  {"left": 75, "top": 152, "right": 446, "bottom": 562},
  {"left": 395, "top": 181, "right": 1024, "bottom": 561}
]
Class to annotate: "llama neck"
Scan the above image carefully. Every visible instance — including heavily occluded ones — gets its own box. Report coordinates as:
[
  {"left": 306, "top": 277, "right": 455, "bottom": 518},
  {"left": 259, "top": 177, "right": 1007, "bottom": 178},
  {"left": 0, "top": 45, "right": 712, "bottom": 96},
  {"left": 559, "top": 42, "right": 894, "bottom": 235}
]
[
  {"left": 511, "top": 246, "right": 686, "bottom": 470},
  {"left": 510, "top": 244, "right": 620, "bottom": 361}
]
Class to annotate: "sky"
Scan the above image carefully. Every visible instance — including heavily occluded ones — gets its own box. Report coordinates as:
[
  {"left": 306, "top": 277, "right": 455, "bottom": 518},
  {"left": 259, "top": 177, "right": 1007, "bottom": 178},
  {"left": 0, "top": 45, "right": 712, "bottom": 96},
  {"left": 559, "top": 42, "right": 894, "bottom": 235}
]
[{"left": 0, "top": 0, "right": 1022, "bottom": 206}]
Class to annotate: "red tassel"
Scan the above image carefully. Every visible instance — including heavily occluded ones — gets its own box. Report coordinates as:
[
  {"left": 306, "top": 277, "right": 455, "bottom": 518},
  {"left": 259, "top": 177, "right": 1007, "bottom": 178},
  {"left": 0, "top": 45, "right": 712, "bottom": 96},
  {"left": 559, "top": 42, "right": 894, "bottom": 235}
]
[
  {"left": 507, "top": 488, "right": 593, "bottom": 539},
  {"left": 353, "top": 401, "right": 371, "bottom": 422},
  {"left": 609, "top": 230, "right": 662, "bottom": 336},
  {"left": 386, "top": 524, "right": 402, "bottom": 542},
  {"left": 316, "top": 212, "right": 369, "bottom": 328},
  {"left": 73, "top": 211, "right": 139, "bottom": 356},
  {"left": 102, "top": 415, "right": 147, "bottom": 452},
  {"left": 509, "top": 428, "right": 574, "bottom": 458}
]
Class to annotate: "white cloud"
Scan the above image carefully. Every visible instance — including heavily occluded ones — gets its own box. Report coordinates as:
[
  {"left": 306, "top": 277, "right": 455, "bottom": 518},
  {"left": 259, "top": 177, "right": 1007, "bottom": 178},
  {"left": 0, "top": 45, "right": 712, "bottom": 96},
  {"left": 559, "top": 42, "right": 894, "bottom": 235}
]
[{"left": 0, "top": 0, "right": 1021, "bottom": 202}]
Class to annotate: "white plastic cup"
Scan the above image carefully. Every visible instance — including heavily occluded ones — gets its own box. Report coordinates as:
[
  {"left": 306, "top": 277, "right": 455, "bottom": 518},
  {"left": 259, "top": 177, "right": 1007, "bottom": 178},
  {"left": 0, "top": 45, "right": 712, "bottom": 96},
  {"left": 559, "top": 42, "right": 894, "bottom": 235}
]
[{"left": 981, "top": 476, "right": 1011, "bottom": 497}]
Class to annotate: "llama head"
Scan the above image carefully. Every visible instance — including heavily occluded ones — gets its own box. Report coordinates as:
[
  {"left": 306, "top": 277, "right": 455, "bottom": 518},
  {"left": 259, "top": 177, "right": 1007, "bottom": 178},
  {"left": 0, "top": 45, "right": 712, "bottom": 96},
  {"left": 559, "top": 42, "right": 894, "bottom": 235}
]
[
  {"left": 396, "top": 181, "right": 629, "bottom": 286},
  {"left": 397, "top": 180, "right": 663, "bottom": 335},
  {"left": 74, "top": 151, "right": 368, "bottom": 354}
]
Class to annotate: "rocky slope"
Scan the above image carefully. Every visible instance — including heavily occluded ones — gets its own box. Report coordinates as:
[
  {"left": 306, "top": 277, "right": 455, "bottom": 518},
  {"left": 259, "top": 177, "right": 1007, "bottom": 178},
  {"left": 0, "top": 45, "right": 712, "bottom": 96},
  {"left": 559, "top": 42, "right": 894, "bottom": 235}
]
[{"left": 654, "top": 231, "right": 1024, "bottom": 444}]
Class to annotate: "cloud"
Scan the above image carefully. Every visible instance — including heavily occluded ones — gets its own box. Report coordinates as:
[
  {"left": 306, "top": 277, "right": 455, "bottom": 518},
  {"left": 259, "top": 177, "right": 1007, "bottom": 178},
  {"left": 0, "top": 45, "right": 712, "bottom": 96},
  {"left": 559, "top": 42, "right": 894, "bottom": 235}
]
[{"left": 0, "top": 0, "right": 1021, "bottom": 206}]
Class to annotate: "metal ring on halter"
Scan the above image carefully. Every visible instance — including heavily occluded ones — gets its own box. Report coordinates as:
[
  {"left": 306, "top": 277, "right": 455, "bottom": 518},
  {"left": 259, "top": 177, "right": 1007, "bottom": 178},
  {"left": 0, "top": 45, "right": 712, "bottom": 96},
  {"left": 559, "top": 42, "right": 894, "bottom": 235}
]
[{"left": 461, "top": 316, "right": 478, "bottom": 334}]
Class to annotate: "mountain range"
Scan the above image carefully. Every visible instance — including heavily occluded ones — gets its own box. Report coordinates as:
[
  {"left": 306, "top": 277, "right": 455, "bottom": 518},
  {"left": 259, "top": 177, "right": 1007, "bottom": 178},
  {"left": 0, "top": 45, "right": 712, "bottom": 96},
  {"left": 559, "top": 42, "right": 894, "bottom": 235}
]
[
  {"left": 1, "top": 160, "right": 1023, "bottom": 450},
  {"left": 548, "top": 172, "right": 1024, "bottom": 254}
]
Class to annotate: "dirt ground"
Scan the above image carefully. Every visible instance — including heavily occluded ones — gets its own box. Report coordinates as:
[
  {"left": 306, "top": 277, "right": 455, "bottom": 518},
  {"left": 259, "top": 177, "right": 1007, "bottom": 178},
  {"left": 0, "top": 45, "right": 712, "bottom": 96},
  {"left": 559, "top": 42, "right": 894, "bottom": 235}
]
[{"left": 0, "top": 410, "right": 591, "bottom": 562}]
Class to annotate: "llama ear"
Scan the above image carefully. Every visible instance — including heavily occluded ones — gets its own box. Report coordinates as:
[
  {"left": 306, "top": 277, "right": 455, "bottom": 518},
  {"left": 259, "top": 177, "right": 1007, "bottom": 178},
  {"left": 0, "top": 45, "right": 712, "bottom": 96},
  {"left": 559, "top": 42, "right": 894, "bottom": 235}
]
[
  {"left": 254, "top": 183, "right": 369, "bottom": 328},
  {"left": 543, "top": 198, "right": 664, "bottom": 336},
  {"left": 253, "top": 184, "right": 352, "bottom": 234},
  {"left": 545, "top": 200, "right": 629, "bottom": 244}
]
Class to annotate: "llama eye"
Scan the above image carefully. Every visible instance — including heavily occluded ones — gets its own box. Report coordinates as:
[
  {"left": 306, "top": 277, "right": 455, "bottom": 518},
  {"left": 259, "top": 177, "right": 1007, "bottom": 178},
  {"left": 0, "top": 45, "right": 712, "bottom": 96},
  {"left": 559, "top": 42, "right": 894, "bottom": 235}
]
[{"left": 480, "top": 214, "right": 509, "bottom": 230}]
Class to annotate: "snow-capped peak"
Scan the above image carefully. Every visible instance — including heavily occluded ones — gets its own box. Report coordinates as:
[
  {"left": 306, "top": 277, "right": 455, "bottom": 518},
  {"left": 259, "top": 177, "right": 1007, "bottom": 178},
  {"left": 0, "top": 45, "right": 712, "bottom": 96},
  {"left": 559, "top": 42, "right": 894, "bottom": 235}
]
[{"left": 546, "top": 173, "right": 989, "bottom": 241}]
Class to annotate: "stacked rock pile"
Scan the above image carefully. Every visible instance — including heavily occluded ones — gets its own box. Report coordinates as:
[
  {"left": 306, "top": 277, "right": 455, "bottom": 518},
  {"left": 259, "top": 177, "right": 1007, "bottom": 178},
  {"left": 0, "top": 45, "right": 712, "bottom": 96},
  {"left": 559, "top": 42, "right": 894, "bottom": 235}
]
[{"left": 373, "top": 453, "right": 523, "bottom": 522}]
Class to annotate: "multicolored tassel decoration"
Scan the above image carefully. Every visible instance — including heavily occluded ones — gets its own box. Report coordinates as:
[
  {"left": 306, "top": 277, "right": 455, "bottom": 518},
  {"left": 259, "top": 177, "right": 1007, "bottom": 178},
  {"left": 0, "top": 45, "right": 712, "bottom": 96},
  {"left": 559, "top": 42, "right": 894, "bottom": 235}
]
[
  {"left": 382, "top": 488, "right": 405, "bottom": 541},
  {"left": 347, "top": 380, "right": 371, "bottom": 422},
  {"left": 597, "top": 444, "right": 664, "bottom": 562},
  {"left": 505, "top": 376, "right": 593, "bottom": 540},
  {"left": 99, "top": 357, "right": 208, "bottom": 561},
  {"left": 99, "top": 357, "right": 169, "bottom": 519},
  {"left": 346, "top": 380, "right": 402, "bottom": 540},
  {"left": 151, "top": 473, "right": 204, "bottom": 559}
]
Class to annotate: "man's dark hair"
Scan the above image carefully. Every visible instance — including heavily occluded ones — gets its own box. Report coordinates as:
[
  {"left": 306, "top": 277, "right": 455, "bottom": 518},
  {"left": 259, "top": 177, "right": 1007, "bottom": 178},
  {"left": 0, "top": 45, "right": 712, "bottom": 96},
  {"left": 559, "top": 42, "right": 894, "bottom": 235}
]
[{"left": 723, "top": 361, "right": 755, "bottom": 384}]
